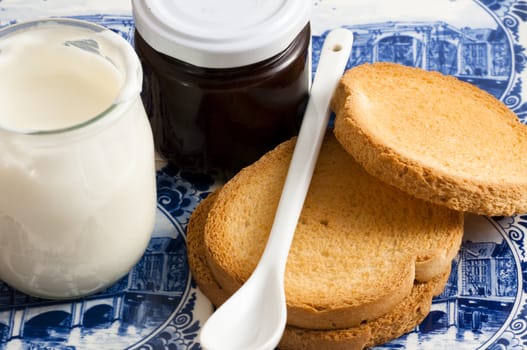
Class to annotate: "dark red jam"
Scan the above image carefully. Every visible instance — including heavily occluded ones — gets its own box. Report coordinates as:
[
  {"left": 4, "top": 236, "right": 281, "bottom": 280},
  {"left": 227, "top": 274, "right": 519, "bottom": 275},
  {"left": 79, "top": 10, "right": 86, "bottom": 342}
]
[{"left": 135, "top": 25, "right": 311, "bottom": 174}]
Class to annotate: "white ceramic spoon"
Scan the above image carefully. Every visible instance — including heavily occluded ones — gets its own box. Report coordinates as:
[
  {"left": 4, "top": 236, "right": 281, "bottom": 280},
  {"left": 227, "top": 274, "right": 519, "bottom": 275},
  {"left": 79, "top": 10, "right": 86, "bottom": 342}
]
[{"left": 199, "top": 28, "right": 354, "bottom": 350}]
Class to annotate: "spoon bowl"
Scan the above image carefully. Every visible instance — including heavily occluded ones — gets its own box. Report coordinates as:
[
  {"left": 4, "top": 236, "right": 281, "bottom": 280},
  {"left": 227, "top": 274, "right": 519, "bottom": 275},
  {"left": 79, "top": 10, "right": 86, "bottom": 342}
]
[
  {"left": 200, "top": 263, "right": 286, "bottom": 349},
  {"left": 199, "top": 28, "right": 354, "bottom": 350}
]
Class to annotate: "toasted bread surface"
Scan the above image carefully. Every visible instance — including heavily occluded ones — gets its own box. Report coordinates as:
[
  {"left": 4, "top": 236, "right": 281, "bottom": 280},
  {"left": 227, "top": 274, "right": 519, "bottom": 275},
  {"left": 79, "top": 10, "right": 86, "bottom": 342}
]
[
  {"left": 187, "top": 190, "right": 227, "bottom": 305},
  {"left": 332, "top": 62, "right": 527, "bottom": 216},
  {"left": 203, "top": 134, "right": 463, "bottom": 329},
  {"left": 187, "top": 194, "right": 451, "bottom": 350},
  {"left": 281, "top": 270, "right": 449, "bottom": 350}
]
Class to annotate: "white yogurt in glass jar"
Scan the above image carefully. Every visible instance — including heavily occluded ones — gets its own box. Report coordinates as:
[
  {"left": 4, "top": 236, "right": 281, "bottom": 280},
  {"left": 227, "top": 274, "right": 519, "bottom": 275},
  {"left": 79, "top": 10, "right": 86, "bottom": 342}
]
[{"left": 0, "top": 19, "right": 156, "bottom": 299}]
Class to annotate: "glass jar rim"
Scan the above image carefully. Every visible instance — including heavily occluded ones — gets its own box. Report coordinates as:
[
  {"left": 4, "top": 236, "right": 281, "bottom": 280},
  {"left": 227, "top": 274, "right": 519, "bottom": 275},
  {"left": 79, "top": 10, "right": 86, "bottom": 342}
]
[{"left": 0, "top": 18, "right": 142, "bottom": 136}]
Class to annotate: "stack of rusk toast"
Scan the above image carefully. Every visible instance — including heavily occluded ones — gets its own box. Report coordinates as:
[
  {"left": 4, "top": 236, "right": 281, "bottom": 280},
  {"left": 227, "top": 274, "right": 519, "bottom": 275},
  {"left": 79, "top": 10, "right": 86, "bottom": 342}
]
[{"left": 186, "top": 62, "right": 527, "bottom": 349}]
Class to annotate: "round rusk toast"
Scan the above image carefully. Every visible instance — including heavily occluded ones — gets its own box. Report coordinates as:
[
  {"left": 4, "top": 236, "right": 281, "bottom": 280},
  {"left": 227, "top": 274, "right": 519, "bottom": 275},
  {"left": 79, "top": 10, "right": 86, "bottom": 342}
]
[
  {"left": 332, "top": 62, "right": 527, "bottom": 216},
  {"left": 187, "top": 191, "right": 451, "bottom": 350},
  {"left": 202, "top": 134, "right": 463, "bottom": 330}
]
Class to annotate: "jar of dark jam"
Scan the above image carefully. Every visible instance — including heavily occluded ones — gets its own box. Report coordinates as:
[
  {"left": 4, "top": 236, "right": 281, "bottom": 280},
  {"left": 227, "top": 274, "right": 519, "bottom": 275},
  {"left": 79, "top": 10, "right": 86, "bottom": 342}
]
[{"left": 132, "top": 0, "right": 311, "bottom": 174}]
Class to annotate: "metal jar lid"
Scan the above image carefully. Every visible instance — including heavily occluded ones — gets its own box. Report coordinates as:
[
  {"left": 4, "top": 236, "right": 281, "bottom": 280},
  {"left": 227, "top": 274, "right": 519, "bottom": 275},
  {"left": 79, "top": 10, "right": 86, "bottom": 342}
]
[{"left": 132, "top": 0, "right": 311, "bottom": 69}]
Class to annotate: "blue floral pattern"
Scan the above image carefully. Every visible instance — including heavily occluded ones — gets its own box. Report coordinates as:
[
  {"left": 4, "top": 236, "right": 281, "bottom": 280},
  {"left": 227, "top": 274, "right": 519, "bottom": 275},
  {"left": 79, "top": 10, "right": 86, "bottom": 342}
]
[
  {"left": 157, "top": 164, "right": 220, "bottom": 225},
  {"left": 0, "top": 1, "right": 526, "bottom": 349},
  {"left": 311, "top": 1, "right": 527, "bottom": 123}
]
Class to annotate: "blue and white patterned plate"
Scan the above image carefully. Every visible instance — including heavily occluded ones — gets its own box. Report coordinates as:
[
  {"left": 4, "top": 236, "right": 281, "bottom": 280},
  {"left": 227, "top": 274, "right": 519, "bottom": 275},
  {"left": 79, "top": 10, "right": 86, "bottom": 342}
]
[{"left": 0, "top": 0, "right": 527, "bottom": 349}]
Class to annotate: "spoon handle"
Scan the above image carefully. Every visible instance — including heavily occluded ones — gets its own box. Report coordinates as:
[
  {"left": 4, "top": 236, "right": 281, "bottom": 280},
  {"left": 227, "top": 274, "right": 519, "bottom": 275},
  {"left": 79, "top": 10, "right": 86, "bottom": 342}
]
[
  {"left": 199, "top": 28, "right": 354, "bottom": 350},
  {"left": 261, "top": 28, "right": 354, "bottom": 270}
]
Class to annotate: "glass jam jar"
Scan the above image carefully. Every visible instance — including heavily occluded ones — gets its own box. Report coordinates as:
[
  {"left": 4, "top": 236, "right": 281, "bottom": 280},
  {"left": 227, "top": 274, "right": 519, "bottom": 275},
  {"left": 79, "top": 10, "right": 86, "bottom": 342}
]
[
  {"left": 0, "top": 19, "right": 156, "bottom": 299},
  {"left": 133, "top": 0, "right": 312, "bottom": 174}
]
